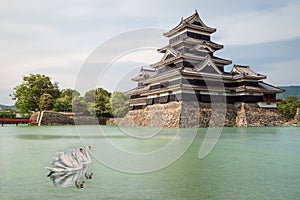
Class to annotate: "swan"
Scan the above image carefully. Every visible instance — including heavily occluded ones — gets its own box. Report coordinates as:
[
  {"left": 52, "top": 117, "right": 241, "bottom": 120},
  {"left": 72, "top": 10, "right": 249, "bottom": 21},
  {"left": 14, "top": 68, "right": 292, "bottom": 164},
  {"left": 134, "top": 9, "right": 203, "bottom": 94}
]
[
  {"left": 47, "top": 149, "right": 83, "bottom": 172},
  {"left": 53, "top": 151, "right": 75, "bottom": 168},
  {"left": 46, "top": 146, "right": 92, "bottom": 173}
]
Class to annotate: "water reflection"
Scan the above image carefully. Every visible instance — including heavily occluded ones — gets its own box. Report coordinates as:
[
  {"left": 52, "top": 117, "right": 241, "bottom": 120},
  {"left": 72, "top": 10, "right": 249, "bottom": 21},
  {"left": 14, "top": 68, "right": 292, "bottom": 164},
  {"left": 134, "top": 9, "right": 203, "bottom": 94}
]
[
  {"left": 17, "top": 134, "right": 129, "bottom": 140},
  {"left": 47, "top": 165, "right": 93, "bottom": 189}
]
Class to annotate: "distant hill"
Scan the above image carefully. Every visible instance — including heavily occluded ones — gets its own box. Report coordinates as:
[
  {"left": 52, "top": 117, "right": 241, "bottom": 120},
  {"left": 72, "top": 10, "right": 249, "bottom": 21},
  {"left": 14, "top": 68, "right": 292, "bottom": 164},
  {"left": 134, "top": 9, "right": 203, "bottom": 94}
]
[
  {"left": 0, "top": 104, "right": 16, "bottom": 110},
  {"left": 277, "top": 86, "right": 300, "bottom": 100}
]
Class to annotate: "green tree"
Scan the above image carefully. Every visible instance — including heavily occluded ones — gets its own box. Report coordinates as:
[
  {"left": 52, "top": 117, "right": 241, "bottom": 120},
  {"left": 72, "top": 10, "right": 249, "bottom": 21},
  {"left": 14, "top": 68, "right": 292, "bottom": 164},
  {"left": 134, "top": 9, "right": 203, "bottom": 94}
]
[
  {"left": 72, "top": 96, "right": 88, "bottom": 115},
  {"left": 12, "top": 74, "right": 60, "bottom": 113},
  {"left": 0, "top": 110, "right": 16, "bottom": 119},
  {"left": 86, "top": 102, "right": 96, "bottom": 116},
  {"left": 84, "top": 88, "right": 112, "bottom": 117},
  {"left": 277, "top": 96, "right": 300, "bottom": 118},
  {"left": 39, "top": 93, "right": 54, "bottom": 111},
  {"left": 95, "top": 88, "right": 112, "bottom": 118},
  {"left": 110, "top": 91, "right": 129, "bottom": 117},
  {"left": 53, "top": 89, "right": 80, "bottom": 112},
  {"left": 84, "top": 89, "right": 96, "bottom": 116},
  {"left": 61, "top": 89, "right": 80, "bottom": 98},
  {"left": 84, "top": 90, "right": 96, "bottom": 103}
]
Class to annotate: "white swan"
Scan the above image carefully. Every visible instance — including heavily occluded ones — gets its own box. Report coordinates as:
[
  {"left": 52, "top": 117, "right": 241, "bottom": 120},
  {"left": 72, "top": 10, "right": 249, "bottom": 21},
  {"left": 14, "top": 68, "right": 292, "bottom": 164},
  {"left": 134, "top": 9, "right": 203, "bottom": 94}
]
[
  {"left": 52, "top": 151, "right": 75, "bottom": 169},
  {"left": 46, "top": 147, "right": 92, "bottom": 173}
]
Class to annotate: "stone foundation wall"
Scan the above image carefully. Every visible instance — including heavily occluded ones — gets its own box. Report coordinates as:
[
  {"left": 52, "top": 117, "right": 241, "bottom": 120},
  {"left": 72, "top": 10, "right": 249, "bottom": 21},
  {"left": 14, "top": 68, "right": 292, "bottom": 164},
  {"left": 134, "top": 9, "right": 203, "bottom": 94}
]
[
  {"left": 30, "top": 111, "right": 74, "bottom": 126},
  {"left": 39, "top": 111, "right": 74, "bottom": 125},
  {"left": 179, "top": 102, "right": 240, "bottom": 128},
  {"left": 107, "top": 101, "right": 288, "bottom": 128},
  {"left": 107, "top": 102, "right": 181, "bottom": 128},
  {"left": 236, "top": 103, "right": 247, "bottom": 127},
  {"left": 30, "top": 111, "right": 112, "bottom": 126},
  {"left": 243, "top": 104, "right": 288, "bottom": 127}
]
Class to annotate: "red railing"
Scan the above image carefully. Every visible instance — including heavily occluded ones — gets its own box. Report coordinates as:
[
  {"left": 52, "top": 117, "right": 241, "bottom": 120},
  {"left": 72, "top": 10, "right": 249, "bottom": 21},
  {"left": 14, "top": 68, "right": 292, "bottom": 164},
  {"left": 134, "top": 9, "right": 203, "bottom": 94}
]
[{"left": 0, "top": 118, "right": 37, "bottom": 123}]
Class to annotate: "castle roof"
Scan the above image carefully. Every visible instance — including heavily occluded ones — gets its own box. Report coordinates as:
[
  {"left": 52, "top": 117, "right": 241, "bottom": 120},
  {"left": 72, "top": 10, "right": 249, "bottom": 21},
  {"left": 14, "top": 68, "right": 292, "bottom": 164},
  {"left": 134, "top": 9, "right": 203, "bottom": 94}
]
[
  {"left": 164, "top": 10, "right": 216, "bottom": 38},
  {"left": 258, "top": 82, "right": 284, "bottom": 94},
  {"left": 231, "top": 65, "right": 266, "bottom": 79},
  {"left": 131, "top": 67, "right": 157, "bottom": 82}
]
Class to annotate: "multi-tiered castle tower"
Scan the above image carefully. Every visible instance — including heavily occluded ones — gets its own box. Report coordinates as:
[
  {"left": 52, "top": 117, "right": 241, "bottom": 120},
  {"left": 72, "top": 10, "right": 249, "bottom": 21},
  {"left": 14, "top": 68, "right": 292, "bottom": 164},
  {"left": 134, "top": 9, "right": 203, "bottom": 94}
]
[
  {"left": 113, "top": 10, "right": 285, "bottom": 128},
  {"left": 128, "top": 10, "right": 282, "bottom": 111}
]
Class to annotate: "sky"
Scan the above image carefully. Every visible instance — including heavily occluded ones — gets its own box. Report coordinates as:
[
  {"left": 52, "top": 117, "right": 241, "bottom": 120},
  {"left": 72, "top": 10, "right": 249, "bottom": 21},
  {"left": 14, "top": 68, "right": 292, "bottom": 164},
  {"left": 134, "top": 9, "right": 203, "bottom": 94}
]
[{"left": 0, "top": 0, "right": 300, "bottom": 105}]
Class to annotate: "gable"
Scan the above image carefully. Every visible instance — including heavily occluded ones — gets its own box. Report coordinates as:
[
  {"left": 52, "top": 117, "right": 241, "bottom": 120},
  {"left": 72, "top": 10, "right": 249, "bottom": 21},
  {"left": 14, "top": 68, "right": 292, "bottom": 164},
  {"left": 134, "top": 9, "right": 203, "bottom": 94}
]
[
  {"left": 196, "top": 58, "right": 222, "bottom": 75},
  {"left": 165, "top": 54, "right": 175, "bottom": 60},
  {"left": 161, "top": 49, "right": 177, "bottom": 62},
  {"left": 188, "top": 11, "right": 209, "bottom": 28},
  {"left": 199, "top": 64, "right": 220, "bottom": 74},
  {"left": 192, "top": 21, "right": 203, "bottom": 27},
  {"left": 137, "top": 69, "right": 145, "bottom": 77}
]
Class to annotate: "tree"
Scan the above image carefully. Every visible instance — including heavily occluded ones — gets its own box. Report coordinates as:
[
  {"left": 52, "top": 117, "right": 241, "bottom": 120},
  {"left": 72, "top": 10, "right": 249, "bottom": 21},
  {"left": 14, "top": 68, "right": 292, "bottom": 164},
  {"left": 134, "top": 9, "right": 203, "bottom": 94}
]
[
  {"left": 84, "top": 90, "right": 96, "bottom": 103},
  {"left": 72, "top": 96, "right": 88, "bottom": 115},
  {"left": 95, "top": 88, "right": 112, "bottom": 118},
  {"left": 84, "top": 88, "right": 112, "bottom": 117},
  {"left": 12, "top": 74, "right": 60, "bottom": 113},
  {"left": 53, "top": 89, "right": 80, "bottom": 112},
  {"left": 277, "top": 96, "right": 300, "bottom": 118},
  {"left": 60, "top": 89, "right": 80, "bottom": 99},
  {"left": 39, "top": 93, "right": 54, "bottom": 111},
  {"left": 0, "top": 109, "right": 16, "bottom": 119},
  {"left": 110, "top": 91, "right": 129, "bottom": 117}
]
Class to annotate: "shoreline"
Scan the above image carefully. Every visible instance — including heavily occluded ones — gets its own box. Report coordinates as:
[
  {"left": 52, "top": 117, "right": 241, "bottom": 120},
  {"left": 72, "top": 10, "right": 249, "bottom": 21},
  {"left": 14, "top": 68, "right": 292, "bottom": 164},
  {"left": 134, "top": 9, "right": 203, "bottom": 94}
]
[{"left": 27, "top": 108, "right": 300, "bottom": 128}]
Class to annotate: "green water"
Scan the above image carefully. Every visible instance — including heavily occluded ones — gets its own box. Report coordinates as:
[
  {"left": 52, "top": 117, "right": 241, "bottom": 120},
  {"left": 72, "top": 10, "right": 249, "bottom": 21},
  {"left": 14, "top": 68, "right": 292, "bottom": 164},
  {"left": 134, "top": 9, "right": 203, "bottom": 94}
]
[{"left": 0, "top": 126, "right": 300, "bottom": 200}]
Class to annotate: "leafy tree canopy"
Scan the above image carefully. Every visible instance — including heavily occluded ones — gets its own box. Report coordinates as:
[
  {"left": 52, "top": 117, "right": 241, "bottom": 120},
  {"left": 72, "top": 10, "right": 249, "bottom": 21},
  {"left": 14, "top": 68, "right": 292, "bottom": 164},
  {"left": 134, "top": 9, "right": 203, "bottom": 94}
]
[
  {"left": 12, "top": 73, "right": 117, "bottom": 120},
  {"left": 53, "top": 89, "right": 80, "bottom": 112},
  {"left": 84, "top": 88, "right": 112, "bottom": 117},
  {"left": 13, "top": 74, "right": 60, "bottom": 113},
  {"left": 72, "top": 96, "right": 88, "bottom": 115},
  {"left": 39, "top": 93, "right": 54, "bottom": 111},
  {"left": 277, "top": 96, "right": 300, "bottom": 118},
  {"left": 110, "top": 91, "right": 129, "bottom": 118}
]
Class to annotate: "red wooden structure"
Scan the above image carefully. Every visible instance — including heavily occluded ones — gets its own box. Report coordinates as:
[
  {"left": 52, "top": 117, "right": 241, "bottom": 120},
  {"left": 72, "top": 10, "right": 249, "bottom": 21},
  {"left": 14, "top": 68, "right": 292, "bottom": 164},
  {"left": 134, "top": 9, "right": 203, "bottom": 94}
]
[{"left": 0, "top": 118, "right": 37, "bottom": 126}]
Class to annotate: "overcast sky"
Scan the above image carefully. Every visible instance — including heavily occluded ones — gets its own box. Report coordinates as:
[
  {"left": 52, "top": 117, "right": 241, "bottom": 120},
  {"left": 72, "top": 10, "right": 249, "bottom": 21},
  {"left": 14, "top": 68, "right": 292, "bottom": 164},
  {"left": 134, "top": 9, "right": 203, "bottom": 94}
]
[{"left": 0, "top": 0, "right": 299, "bottom": 105}]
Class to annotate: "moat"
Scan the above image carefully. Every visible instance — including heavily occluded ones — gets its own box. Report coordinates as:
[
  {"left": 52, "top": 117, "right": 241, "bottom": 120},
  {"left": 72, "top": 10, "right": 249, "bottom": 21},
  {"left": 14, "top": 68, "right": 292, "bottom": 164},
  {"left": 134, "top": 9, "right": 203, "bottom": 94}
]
[{"left": 1, "top": 125, "right": 300, "bottom": 199}]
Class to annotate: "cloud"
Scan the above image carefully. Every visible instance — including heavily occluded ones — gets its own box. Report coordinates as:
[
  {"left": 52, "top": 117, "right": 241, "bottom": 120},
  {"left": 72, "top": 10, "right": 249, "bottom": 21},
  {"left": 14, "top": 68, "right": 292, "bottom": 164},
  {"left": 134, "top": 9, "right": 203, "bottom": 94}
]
[
  {"left": 218, "top": 37, "right": 300, "bottom": 66},
  {"left": 0, "top": 0, "right": 299, "bottom": 105},
  {"left": 262, "top": 59, "right": 300, "bottom": 86},
  {"left": 212, "top": 0, "right": 300, "bottom": 45}
]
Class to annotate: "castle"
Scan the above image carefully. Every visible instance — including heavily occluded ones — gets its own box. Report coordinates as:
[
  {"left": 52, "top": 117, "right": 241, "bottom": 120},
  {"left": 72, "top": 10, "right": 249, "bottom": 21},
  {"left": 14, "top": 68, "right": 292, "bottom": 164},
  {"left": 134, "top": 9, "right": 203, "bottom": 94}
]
[{"left": 108, "top": 11, "right": 287, "bottom": 128}]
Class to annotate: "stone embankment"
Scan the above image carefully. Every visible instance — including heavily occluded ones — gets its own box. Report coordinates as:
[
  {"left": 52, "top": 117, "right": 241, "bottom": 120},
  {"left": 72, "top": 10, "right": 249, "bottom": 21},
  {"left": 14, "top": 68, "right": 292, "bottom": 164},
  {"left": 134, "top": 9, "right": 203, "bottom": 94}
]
[
  {"left": 29, "top": 104, "right": 295, "bottom": 127},
  {"left": 286, "top": 108, "right": 300, "bottom": 126},
  {"left": 107, "top": 102, "right": 181, "bottom": 128},
  {"left": 30, "top": 111, "right": 74, "bottom": 126},
  {"left": 30, "top": 111, "right": 108, "bottom": 126},
  {"left": 236, "top": 103, "right": 288, "bottom": 127},
  {"left": 107, "top": 102, "right": 290, "bottom": 128}
]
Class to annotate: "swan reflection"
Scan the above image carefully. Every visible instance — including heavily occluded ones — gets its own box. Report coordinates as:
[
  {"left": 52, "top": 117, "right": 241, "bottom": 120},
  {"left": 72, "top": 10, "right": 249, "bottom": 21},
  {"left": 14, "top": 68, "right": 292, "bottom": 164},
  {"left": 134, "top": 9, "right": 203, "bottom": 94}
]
[
  {"left": 47, "top": 165, "right": 93, "bottom": 189},
  {"left": 46, "top": 146, "right": 93, "bottom": 189}
]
